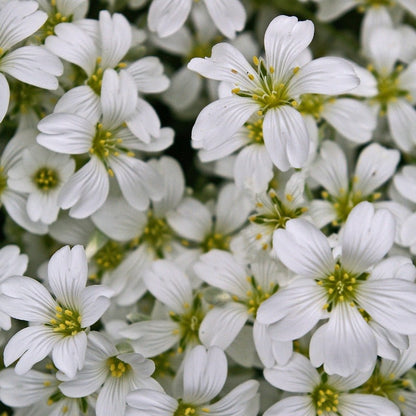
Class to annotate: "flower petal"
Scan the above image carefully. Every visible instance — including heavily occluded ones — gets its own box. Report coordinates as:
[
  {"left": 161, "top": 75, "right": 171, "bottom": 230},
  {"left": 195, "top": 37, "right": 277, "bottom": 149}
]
[
  {"left": 191, "top": 96, "right": 258, "bottom": 151},
  {"left": 148, "top": 0, "right": 192, "bottom": 37},
  {"left": 37, "top": 113, "right": 94, "bottom": 154},
  {"left": 387, "top": 99, "right": 416, "bottom": 152},
  {"left": 59, "top": 157, "right": 109, "bottom": 218},
  {"left": 367, "top": 27, "right": 401, "bottom": 76},
  {"left": 273, "top": 218, "right": 335, "bottom": 278},
  {"left": 264, "top": 352, "right": 319, "bottom": 393},
  {"left": 338, "top": 393, "right": 400, "bottom": 416},
  {"left": 288, "top": 57, "right": 358, "bottom": 96},
  {"left": 4, "top": 326, "right": 59, "bottom": 374},
  {"left": 263, "top": 106, "right": 309, "bottom": 171},
  {"left": 257, "top": 279, "right": 327, "bottom": 340},
  {"left": 199, "top": 304, "right": 249, "bottom": 349},
  {"left": 167, "top": 197, "right": 212, "bottom": 242},
  {"left": 263, "top": 396, "right": 315, "bottom": 416},
  {"left": 101, "top": 69, "right": 137, "bottom": 130},
  {"left": 126, "top": 389, "right": 177, "bottom": 415},
  {"left": 322, "top": 99, "right": 376, "bottom": 144},
  {"left": 204, "top": 380, "right": 259, "bottom": 416},
  {"left": 45, "top": 22, "right": 97, "bottom": 76},
  {"left": 341, "top": 202, "right": 395, "bottom": 274},
  {"left": 119, "top": 320, "right": 180, "bottom": 357},
  {"left": 0, "top": 73, "right": 9, "bottom": 123},
  {"left": 144, "top": 260, "right": 193, "bottom": 313},
  {"left": 204, "top": 0, "right": 246, "bottom": 39},
  {"left": 47, "top": 245, "right": 88, "bottom": 310},
  {"left": 309, "top": 302, "right": 377, "bottom": 377},
  {"left": 183, "top": 345, "right": 227, "bottom": 405},
  {"left": 110, "top": 155, "right": 163, "bottom": 211},
  {"left": 194, "top": 250, "right": 248, "bottom": 298},
  {"left": 0, "top": 1, "right": 46, "bottom": 50},
  {"left": 1, "top": 46, "right": 63, "bottom": 89},
  {"left": 52, "top": 332, "right": 87, "bottom": 378},
  {"left": 234, "top": 144, "right": 273, "bottom": 193},
  {"left": 99, "top": 10, "right": 131, "bottom": 68},
  {"left": 0, "top": 276, "right": 55, "bottom": 322},
  {"left": 264, "top": 15, "right": 314, "bottom": 82},
  {"left": 317, "top": 0, "right": 356, "bottom": 21},
  {"left": 356, "top": 279, "right": 416, "bottom": 334},
  {"left": 127, "top": 56, "right": 170, "bottom": 93}
]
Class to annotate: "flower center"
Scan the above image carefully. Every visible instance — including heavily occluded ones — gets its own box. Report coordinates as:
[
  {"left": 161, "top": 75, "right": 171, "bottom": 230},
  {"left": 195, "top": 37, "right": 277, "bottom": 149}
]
[
  {"left": 201, "top": 232, "right": 230, "bottom": 252},
  {"left": 49, "top": 305, "right": 83, "bottom": 336},
  {"left": 47, "top": 391, "right": 89, "bottom": 414},
  {"left": 321, "top": 185, "right": 381, "bottom": 226},
  {"left": 231, "top": 56, "right": 297, "bottom": 113},
  {"left": 33, "top": 167, "right": 60, "bottom": 192},
  {"left": 257, "top": 84, "right": 290, "bottom": 109},
  {"left": 187, "top": 35, "right": 223, "bottom": 61},
  {"left": 245, "top": 119, "right": 264, "bottom": 144},
  {"left": 94, "top": 241, "right": 124, "bottom": 271},
  {"left": 368, "top": 65, "right": 411, "bottom": 113},
  {"left": 317, "top": 264, "right": 368, "bottom": 311},
  {"left": 169, "top": 296, "right": 205, "bottom": 351},
  {"left": 250, "top": 190, "right": 308, "bottom": 235},
  {"left": 244, "top": 275, "right": 279, "bottom": 317},
  {"left": 140, "top": 210, "right": 173, "bottom": 257},
  {"left": 41, "top": 7, "right": 72, "bottom": 40},
  {"left": 107, "top": 357, "right": 131, "bottom": 378},
  {"left": 297, "top": 94, "right": 327, "bottom": 119},
  {"left": 9, "top": 82, "right": 46, "bottom": 115},
  {"left": 311, "top": 383, "right": 339, "bottom": 415},
  {"left": 360, "top": 365, "right": 411, "bottom": 403},
  {"left": 152, "top": 349, "right": 176, "bottom": 379},
  {"left": 174, "top": 401, "right": 198, "bottom": 416},
  {"left": 87, "top": 58, "right": 104, "bottom": 95},
  {"left": 89, "top": 123, "right": 119, "bottom": 160}
]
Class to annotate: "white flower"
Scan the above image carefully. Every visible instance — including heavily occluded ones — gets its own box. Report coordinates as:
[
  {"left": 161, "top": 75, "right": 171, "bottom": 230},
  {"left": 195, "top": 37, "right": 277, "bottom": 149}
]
[
  {"left": 46, "top": 10, "right": 169, "bottom": 125},
  {"left": 309, "top": 141, "right": 400, "bottom": 228},
  {"left": 194, "top": 250, "right": 292, "bottom": 367},
  {"left": 355, "top": 26, "right": 416, "bottom": 152},
  {"left": 126, "top": 345, "right": 260, "bottom": 416},
  {"left": 148, "top": 0, "right": 246, "bottom": 39},
  {"left": 7, "top": 144, "right": 75, "bottom": 224},
  {"left": 188, "top": 15, "right": 359, "bottom": 171},
  {"left": 257, "top": 202, "right": 416, "bottom": 377},
  {"left": 120, "top": 260, "right": 207, "bottom": 356},
  {"left": 167, "top": 182, "right": 252, "bottom": 255},
  {"left": 59, "top": 332, "right": 159, "bottom": 416},
  {"left": 37, "top": 69, "right": 165, "bottom": 218},
  {"left": 0, "top": 130, "right": 48, "bottom": 234},
  {"left": 238, "top": 171, "right": 310, "bottom": 256},
  {"left": 0, "top": 0, "right": 63, "bottom": 123},
  {"left": 0, "top": 367, "right": 92, "bottom": 416},
  {"left": 358, "top": 336, "right": 416, "bottom": 416},
  {"left": 263, "top": 352, "right": 400, "bottom": 416},
  {"left": 0, "top": 245, "right": 113, "bottom": 378},
  {"left": 90, "top": 156, "right": 187, "bottom": 305}
]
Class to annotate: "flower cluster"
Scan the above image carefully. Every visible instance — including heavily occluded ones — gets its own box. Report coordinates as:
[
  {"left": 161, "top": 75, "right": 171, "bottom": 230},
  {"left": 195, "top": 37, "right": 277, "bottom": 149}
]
[{"left": 0, "top": 0, "right": 415, "bottom": 415}]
